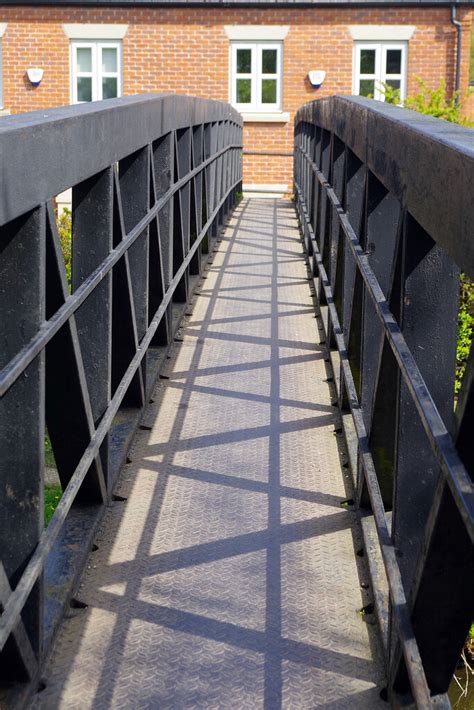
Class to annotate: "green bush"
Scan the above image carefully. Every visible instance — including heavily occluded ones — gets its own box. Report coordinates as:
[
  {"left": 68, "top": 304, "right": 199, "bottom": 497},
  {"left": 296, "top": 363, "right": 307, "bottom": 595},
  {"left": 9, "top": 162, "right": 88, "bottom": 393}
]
[
  {"left": 58, "top": 207, "right": 72, "bottom": 288},
  {"left": 457, "top": 275, "right": 474, "bottom": 396},
  {"left": 404, "top": 79, "right": 468, "bottom": 123},
  {"left": 382, "top": 78, "right": 474, "bottom": 127},
  {"left": 44, "top": 484, "right": 62, "bottom": 527}
]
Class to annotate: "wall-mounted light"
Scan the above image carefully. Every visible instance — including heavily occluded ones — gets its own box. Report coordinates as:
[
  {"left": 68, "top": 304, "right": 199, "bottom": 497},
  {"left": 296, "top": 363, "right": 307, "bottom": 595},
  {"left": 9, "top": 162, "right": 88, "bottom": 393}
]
[
  {"left": 308, "top": 70, "right": 326, "bottom": 89},
  {"left": 26, "top": 68, "right": 44, "bottom": 86}
]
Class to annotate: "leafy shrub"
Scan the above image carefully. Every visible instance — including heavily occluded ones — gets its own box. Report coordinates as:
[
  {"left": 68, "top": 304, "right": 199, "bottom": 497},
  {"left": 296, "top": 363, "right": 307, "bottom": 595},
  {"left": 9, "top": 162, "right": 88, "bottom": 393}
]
[
  {"left": 44, "top": 484, "right": 62, "bottom": 527},
  {"left": 57, "top": 207, "right": 72, "bottom": 287},
  {"left": 457, "top": 275, "right": 474, "bottom": 396},
  {"left": 382, "top": 78, "right": 474, "bottom": 127}
]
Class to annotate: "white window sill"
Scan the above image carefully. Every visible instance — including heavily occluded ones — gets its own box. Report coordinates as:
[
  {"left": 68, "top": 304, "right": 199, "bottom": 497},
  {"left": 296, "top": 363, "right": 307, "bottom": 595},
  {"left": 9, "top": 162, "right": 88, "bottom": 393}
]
[{"left": 241, "top": 111, "right": 290, "bottom": 123}]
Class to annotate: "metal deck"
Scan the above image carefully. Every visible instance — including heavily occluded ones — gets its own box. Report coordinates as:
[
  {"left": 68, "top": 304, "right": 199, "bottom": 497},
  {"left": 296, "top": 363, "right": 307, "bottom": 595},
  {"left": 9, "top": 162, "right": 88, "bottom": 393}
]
[{"left": 33, "top": 198, "right": 385, "bottom": 709}]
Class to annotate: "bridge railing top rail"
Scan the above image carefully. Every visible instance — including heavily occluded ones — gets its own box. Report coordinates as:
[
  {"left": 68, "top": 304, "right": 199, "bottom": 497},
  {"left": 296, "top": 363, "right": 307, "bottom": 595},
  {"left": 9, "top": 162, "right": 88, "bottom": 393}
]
[
  {"left": 0, "top": 93, "right": 242, "bottom": 227},
  {"left": 295, "top": 94, "right": 474, "bottom": 278}
]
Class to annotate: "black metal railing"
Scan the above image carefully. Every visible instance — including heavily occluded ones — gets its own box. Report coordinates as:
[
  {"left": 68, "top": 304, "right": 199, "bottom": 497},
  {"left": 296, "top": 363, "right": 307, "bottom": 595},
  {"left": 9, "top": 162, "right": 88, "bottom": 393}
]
[
  {"left": 0, "top": 94, "right": 242, "bottom": 702},
  {"left": 294, "top": 95, "right": 474, "bottom": 708}
]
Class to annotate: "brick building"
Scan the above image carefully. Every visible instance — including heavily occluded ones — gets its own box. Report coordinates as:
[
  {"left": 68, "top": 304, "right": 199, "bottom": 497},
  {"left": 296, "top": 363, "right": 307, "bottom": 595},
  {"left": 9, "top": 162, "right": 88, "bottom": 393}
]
[{"left": 1, "top": 0, "right": 472, "bottom": 193}]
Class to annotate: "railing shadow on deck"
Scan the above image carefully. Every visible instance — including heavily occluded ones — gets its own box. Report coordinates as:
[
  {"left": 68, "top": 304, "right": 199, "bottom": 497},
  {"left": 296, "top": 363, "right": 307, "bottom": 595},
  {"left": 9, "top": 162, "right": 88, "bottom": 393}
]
[
  {"left": 0, "top": 93, "right": 242, "bottom": 705},
  {"left": 30, "top": 198, "right": 384, "bottom": 709},
  {"left": 294, "top": 95, "right": 474, "bottom": 708}
]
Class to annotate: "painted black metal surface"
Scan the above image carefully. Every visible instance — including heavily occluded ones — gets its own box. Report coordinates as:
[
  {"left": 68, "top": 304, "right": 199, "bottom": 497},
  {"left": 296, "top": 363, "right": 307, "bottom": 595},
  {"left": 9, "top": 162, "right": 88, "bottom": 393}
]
[
  {"left": 294, "top": 95, "right": 474, "bottom": 709},
  {"left": 0, "top": 93, "right": 242, "bottom": 704}
]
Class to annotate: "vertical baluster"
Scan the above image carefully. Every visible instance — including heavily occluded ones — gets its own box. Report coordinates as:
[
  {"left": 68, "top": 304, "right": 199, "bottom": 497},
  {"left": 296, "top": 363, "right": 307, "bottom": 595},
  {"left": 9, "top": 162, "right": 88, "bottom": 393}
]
[
  {"left": 119, "top": 147, "right": 150, "bottom": 393},
  {"left": 191, "top": 124, "right": 203, "bottom": 275},
  {"left": 388, "top": 213, "right": 459, "bottom": 691},
  {"left": 151, "top": 133, "right": 174, "bottom": 345},
  {"left": 0, "top": 206, "right": 45, "bottom": 675},
  {"left": 72, "top": 169, "right": 113, "bottom": 493},
  {"left": 173, "top": 128, "right": 191, "bottom": 302}
]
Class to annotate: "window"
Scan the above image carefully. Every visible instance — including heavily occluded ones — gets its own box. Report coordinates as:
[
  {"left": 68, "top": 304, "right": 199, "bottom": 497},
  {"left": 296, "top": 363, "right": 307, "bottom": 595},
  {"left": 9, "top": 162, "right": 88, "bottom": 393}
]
[
  {"left": 71, "top": 41, "right": 121, "bottom": 103},
  {"left": 231, "top": 42, "right": 282, "bottom": 112},
  {"left": 353, "top": 42, "right": 407, "bottom": 102}
]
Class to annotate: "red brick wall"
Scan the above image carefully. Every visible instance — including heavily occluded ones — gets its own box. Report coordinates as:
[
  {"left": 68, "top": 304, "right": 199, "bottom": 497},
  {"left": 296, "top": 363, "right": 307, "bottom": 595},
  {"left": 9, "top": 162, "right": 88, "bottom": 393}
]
[{"left": 1, "top": 6, "right": 472, "bottom": 187}]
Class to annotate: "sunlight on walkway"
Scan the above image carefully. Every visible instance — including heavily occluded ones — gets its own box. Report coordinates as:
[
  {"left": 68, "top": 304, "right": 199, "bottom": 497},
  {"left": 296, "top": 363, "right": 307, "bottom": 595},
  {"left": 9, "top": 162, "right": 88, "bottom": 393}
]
[{"left": 33, "top": 199, "right": 385, "bottom": 710}]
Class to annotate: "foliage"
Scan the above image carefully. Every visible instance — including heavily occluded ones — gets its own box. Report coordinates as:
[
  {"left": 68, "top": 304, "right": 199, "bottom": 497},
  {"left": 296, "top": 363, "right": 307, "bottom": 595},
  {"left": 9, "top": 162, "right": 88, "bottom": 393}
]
[
  {"left": 457, "top": 275, "right": 474, "bottom": 396},
  {"left": 380, "top": 82, "right": 401, "bottom": 106},
  {"left": 404, "top": 79, "right": 470, "bottom": 124},
  {"left": 57, "top": 207, "right": 72, "bottom": 287},
  {"left": 44, "top": 484, "right": 62, "bottom": 527},
  {"left": 45, "top": 433, "right": 55, "bottom": 467},
  {"left": 382, "top": 78, "right": 474, "bottom": 127}
]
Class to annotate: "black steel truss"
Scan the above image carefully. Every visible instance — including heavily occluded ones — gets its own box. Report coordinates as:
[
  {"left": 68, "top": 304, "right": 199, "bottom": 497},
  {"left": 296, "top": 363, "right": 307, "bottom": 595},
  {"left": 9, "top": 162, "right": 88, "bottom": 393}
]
[
  {"left": 0, "top": 94, "right": 242, "bottom": 701},
  {"left": 294, "top": 95, "right": 474, "bottom": 708}
]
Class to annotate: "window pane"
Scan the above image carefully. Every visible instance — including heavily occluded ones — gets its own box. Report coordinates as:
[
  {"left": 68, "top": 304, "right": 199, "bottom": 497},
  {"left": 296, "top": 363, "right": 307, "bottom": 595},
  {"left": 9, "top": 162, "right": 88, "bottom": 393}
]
[
  {"left": 76, "top": 47, "right": 92, "bottom": 73},
  {"left": 237, "top": 49, "right": 251, "bottom": 74},
  {"left": 386, "top": 49, "right": 402, "bottom": 75},
  {"left": 236, "top": 78, "right": 251, "bottom": 103},
  {"left": 102, "top": 47, "right": 118, "bottom": 73},
  {"left": 102, "top": 77, "right": 118, "bottom": 99},
  {"left": 261, "top": 79, "right": 277, "bottom": 104},
  {"left": 386, "top": 79, "right": 401, "bottom": 91},
  {"left": 262, "top": 49, "right": 277, "bottom": 74},
  {"left": 360, "top": 49, "right": 376, "bottom": 75},
  {"left": 359, "top": 79, "right": 375, "bottom": 97},
  {"left": 77, "top": 76, "right": 92, "bottom": 102}
]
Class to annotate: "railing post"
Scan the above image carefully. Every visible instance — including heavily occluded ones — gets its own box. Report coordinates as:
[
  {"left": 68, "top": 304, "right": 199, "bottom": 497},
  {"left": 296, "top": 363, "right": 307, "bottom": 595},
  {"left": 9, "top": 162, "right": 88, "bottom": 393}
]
[
  {"left": 202, "top": 122, "right": 212, "bottom": 254},
  {"left": 72, "top": 168, "right": 114, "bottom": 494},
  {"left": 119, "top": 147, "right": 150, "bottom": 395},
  {"left": 190, "top": 124, "right": 204, "bottom": 276},
  {"left": 150, "top": 133, "right": 174, "bottom": 345},
  {"left": 359, "top": 173, "right": 401, "bottom": 507},
  {"left": 391, "top": 213, "right": 458, "bottom": 588},
  {"left": 174, "top": 128, "right": 192, "bottom": 302},
  {"left": 0, "top": 207, "right": 45, "bottom": 676}
]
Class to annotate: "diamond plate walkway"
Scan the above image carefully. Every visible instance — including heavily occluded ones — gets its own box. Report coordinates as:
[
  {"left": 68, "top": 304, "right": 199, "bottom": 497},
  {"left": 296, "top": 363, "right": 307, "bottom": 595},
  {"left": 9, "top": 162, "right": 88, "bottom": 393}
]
[{"left": 34, "top": 198, "right": 385, "bottom": 709}]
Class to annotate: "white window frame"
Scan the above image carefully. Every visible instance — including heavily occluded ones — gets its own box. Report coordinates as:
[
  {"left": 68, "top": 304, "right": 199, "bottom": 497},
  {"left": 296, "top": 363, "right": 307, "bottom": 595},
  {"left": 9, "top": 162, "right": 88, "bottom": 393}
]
[
  {"left": 230, "top": 42, "right": 282, "bottom": 113},
  {"left": 353, "top": 41, "right": 407, "bottom": 102},
  {"left": 71, "top": 40, "right": 122, "bottom": 104}
]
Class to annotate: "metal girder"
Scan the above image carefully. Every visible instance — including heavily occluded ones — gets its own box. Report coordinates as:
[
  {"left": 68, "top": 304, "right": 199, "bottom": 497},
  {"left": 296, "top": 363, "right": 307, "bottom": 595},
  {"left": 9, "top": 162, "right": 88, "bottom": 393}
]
[
  {"left": 294, "top": 95, "right": 474, "bottom": 708},
  {"left": 0, "top": 94, "right": 243, "bottom": 697}
]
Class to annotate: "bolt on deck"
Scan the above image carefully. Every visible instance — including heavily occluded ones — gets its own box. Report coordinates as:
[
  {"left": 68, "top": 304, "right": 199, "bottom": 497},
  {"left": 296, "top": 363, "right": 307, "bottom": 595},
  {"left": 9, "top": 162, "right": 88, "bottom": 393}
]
[{"left": 32, "top": 198, "right": 385, "bottom": 709}]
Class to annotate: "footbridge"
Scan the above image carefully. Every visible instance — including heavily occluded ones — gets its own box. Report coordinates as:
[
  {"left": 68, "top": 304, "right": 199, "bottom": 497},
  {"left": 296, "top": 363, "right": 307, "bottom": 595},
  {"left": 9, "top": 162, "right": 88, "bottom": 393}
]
[{"left": 0, "top": 94, "right": 472, "bottom": 709}]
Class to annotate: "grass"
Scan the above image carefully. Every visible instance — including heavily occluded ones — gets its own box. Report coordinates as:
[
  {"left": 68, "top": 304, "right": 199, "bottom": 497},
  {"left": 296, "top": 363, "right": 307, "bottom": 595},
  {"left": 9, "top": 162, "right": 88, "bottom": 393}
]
[{"left": 44, "top": 484, "right": 62, "bottom": 527}]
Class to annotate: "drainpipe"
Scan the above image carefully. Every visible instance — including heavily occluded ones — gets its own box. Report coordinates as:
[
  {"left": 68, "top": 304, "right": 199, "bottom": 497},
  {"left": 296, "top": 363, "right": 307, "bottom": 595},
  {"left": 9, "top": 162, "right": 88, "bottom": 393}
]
[{"left": 451, "top": 5, "right": 462, "bottom": 106}]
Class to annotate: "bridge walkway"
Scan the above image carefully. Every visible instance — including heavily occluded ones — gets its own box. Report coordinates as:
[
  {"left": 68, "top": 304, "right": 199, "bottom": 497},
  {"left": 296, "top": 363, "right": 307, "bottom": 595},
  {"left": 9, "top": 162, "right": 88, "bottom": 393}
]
[{"left": 33, "top": 198, "right": 385, "bottom": 709}]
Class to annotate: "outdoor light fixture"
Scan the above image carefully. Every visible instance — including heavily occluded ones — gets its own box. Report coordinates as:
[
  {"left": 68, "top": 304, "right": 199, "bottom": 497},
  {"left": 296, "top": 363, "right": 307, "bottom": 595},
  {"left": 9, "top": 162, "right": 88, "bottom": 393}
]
[
  {"left": 308, "top": 70, "right": 326, "bottom": 88},
  {"left": 26, "top": 68, "right": 44, "bottom": 86}
]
